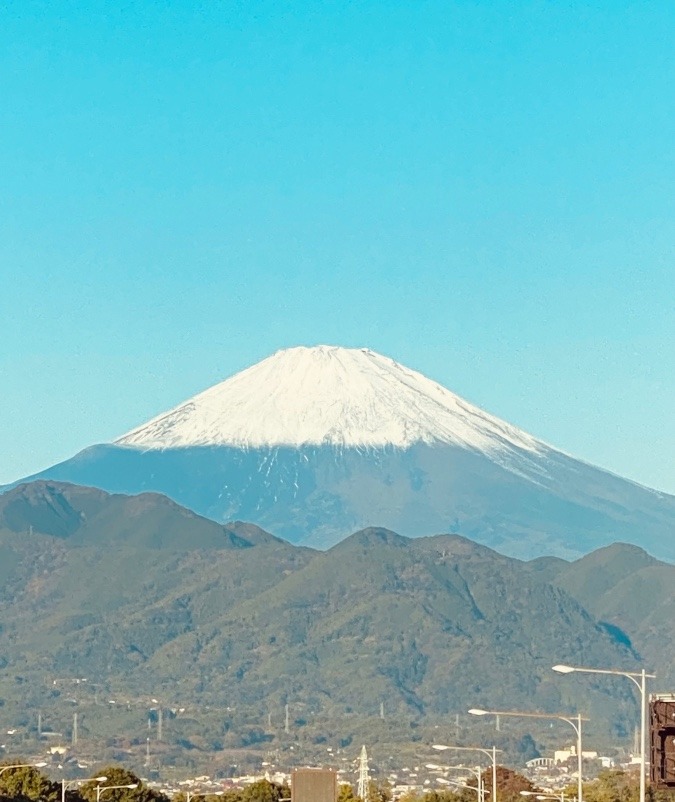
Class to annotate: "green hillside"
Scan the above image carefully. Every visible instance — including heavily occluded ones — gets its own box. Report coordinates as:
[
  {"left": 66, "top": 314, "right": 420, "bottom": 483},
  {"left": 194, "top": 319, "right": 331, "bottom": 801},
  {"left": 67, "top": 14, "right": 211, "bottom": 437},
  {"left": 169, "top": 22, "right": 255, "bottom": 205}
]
[
  {"left": 0, "top": 481, "right": 667, "bottom": 774},
  {"left": 532, "top": 542, "right": 675, "bottom": 690}
]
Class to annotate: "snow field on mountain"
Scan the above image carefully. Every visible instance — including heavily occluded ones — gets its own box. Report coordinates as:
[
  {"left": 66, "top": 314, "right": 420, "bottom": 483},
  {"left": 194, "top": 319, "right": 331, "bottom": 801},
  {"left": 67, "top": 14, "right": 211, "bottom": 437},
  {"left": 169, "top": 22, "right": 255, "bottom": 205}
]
[{"left": 116, "top": 345, "right": 545, "bottom": 456}]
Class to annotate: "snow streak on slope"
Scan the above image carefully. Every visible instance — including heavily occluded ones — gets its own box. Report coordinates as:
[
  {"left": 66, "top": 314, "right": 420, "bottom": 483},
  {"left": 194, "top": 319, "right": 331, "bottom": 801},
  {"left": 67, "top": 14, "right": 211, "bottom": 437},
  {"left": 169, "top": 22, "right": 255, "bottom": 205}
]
[{"left": 116, "top": 346, "right": 546, "bottom": 456}]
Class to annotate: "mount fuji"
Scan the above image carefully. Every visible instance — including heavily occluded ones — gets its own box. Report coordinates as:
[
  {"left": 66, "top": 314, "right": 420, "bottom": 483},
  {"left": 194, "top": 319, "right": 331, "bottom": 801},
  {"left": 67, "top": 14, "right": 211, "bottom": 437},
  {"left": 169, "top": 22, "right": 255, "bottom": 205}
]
[{"left": 7, "top": 345, "right": 675, "bottom": 559}]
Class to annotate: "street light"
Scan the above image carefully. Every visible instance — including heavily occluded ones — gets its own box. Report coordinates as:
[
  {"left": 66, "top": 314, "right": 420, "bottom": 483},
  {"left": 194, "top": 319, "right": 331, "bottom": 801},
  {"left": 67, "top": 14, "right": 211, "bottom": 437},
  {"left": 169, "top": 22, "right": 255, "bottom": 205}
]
[
  {"left": 552, "top": 664, "right": 654, "bottom": 802},
  {"left": 0, "top": 763, "right": 48, "bottom": 776},
  {"left": 432, "top": 744, "right": 500, "bottom": 802},
  {"left": 469, "top": 708, "right": 587, "bottom": 802},
  {"left": 186, "top": 792, "right": 224, "bottom": 802},
  {"left": 433, "top": 764, "right": 487, "bottom": 802},
  {"left": 62, "top": 776, "right": 108, "bottom": 802},
  {"left": 520, "top": 791, "right": 565, "bottom": 802},
  {"left": 96, "top": 784, "right": 139, "bottom": 802},
  {"left": 446, "top": 777, "right": 491, "bottom": 800}
]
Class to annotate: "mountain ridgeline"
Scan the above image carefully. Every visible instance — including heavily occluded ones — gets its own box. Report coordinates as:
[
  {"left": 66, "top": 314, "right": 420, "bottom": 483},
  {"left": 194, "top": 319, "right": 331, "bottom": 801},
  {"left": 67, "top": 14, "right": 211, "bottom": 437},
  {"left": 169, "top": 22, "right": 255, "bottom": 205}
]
[
  {"left": 6, "top": 345, "right": 675, "bottom": 561},
  {"left": 0, "top": 480, "right": 672, "bottom": 746}
]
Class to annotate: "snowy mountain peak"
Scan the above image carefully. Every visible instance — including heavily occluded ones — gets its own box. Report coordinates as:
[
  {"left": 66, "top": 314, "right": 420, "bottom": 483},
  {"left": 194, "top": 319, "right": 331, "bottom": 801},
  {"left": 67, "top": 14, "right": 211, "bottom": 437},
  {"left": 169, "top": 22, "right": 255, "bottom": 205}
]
[{"left": 115, "top": 345, "right": 545, "bottom": 455}]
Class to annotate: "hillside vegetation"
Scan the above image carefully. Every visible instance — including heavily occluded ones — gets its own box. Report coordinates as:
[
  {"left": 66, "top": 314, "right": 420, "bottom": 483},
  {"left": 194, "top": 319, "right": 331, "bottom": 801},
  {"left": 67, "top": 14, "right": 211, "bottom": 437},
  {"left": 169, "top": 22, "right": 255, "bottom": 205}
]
[{"left": 0, "top": 481, "right": 671, "bottom": 771}]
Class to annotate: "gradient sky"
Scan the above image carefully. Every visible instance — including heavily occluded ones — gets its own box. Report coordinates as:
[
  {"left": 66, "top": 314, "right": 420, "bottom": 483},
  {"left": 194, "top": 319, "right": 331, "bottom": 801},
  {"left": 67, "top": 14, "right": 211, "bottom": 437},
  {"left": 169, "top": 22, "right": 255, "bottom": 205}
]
[{"left": 1, "top": 1, "right": 674, "bottom": 492}]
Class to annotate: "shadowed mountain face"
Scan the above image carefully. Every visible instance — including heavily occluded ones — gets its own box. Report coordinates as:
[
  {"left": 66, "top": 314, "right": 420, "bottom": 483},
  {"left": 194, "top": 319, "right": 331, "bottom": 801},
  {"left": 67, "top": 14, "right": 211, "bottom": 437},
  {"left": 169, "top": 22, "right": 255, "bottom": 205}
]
[
  {"left": 528, "top": 542, "right": 675, "bottom": 689},
  {"left": 5, "top": 345, "right": 675, "bottom": 561},
  {"left": 0, "top": 481, "right": 316, "bottom": 680},
  {"left": 12, "top": 440, "right": 675, "bottom": 561},
  {"left": 0, "top": 481, "right": 670, "bottom": 745},
  {"left": 0, "top": 479, "right": 284, "bottom": 549}
]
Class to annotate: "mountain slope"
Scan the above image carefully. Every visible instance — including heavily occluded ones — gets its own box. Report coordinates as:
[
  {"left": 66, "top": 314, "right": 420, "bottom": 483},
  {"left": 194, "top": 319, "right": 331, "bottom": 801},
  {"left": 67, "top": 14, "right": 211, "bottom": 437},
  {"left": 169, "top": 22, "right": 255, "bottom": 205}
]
[
  {"left": 0, "top": 482, "right": 315, "bottom": 680},
  {"left": 0, "top": 479, "right": 282, "bottom": 550},
  {"left": 5, "top": 346, "right": 675, "bottom": 560},
  {"left": 115, "top": 527, "right": 645, "bottom": 731},
  {"left": 116, "top": 345, "right": 543, "bottom": 456},
  {"left": 529, "top": 543, "right": 675, "bottom": 687},
  {"left": 0, "top": 483, "right": 667, "bottom": 760}
]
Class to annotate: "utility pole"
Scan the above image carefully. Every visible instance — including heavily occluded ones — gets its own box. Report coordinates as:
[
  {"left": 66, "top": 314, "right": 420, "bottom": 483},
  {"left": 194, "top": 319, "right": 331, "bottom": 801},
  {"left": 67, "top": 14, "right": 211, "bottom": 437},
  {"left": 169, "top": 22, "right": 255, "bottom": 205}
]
[
  {"left": 37, "top": 711, "right": 42, "bottom": 738},
  {"left": 285, "top": 704, "right": 290, "bottom": 734},
  {"left": 72, "top": 712, "right": 78, "bottom": 747},
  {"left": 157, "top": 707, "right": 163, "bottom": 741}
]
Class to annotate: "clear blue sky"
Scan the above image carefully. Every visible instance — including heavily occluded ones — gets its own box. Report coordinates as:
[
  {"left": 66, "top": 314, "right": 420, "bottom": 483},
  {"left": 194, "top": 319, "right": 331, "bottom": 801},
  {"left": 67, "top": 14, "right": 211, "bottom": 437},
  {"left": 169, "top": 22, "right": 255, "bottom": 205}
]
[{"left": 1, "top": 1, "right": 674, "bottom": 492}]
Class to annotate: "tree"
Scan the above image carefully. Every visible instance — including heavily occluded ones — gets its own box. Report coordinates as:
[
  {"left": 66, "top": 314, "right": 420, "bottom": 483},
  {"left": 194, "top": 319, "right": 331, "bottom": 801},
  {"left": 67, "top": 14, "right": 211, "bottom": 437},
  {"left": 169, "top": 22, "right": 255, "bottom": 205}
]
[
  {"left": 240, "top": 780, "right": 289, "bottom": 802},
  {"left": 480, "top": 765, "right": 536, "bottom": 802},
  {"left": 367, "top": 781, "right": 392, "bottom": 802},
  {"left": 415, "top": 792, "right": 460, "bottom": 802},
  {"left": 79, "top": 766, "right": 169, "bottom": 802},
  {"left": 338, "top": 784, "right": 356, "bottom": 802},
  {"left": 581, "top": 769, "right": 638, "bottom": 802},
  {"left": 219, "top": 793, "right": 244, "bottom": 802},
  {"left": 173, "top": 794, "right": 233, "bottom": 802},
  {"left": 647, "top": 783, "right": 675, "bottom": 802},
  {"left": 0, "top": 763, "right": 59, "bottom": 802}
]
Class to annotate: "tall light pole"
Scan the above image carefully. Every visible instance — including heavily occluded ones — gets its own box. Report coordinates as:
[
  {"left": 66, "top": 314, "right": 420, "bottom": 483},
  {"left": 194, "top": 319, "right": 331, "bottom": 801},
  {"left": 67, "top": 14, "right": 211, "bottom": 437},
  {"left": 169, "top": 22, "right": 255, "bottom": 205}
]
[
  {"left": 96, "top": 783, "right": 139, "bottom": 802},
  {"left": 444, "top": 775, "right": 490, "bottom": 801},
  {"left": 0, "top": 763, "right": 48, "bottom": 777},
  {"left": 520, "top": 791, "right": 565, "bottom": 802},
  {"left": 552, "top": 664, "right": 655, "bottom": 802},
  {"left": 186, "top": 792, "right": 224, "bottom": 802},
  {"left": 432, "top": 743, "right": 500, "bottom": 802},
  {"left": 469, "top": 708, "right": 587, "bottom": 802},
  {"left": 445, "top": 779, "right": 478, "bottom": 798},
  {"left": 430, "top": 764, "right": 487, "bottom": 802},
  {"left": 62, "top": 776, "right": 108, "bottom": 802}
]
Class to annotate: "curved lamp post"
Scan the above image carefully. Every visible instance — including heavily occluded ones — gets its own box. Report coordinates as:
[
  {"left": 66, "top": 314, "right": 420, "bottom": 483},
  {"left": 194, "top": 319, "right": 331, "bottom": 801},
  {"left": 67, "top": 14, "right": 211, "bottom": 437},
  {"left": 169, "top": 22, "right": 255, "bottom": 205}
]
[
  {"left": 96, "top": 784, "right": 139, "bottom": 802},
  {"left": 186, "top": 792, "right": 224, "bottom": 802},
  {"left": 445, "top": 776, "right": 491, "bottom": 800},
  {"left": 432, "top": 744, "right": 500, "bottom": 802},
  {"left": 432, "top": 764, "right": 487, "bottom": 802},
  {"left": 62, "top": 776, "right": 108, "bottom": 802},
  {"left": 520, "top": 791, "right": 566, "bottom": 802},
  {"left": 0, "top": 763, "right": 48, "bottom": 777},
  {"left": 469, "top": 708, "right": 587, "bottom": 802},
  {"left": 552, "top": 664, "right": 654, "bottom": 802}
]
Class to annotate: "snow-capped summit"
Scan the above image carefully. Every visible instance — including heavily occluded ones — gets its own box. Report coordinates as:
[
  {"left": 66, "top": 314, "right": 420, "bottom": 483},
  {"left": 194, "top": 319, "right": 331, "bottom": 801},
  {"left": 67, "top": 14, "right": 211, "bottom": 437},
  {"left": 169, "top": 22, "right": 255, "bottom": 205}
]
[
  {"left": 9, "top": 345, "right": 675, "bottom": 561},
  {"left": 116, "top": 345, "right": 543, "bottom": 455}
]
